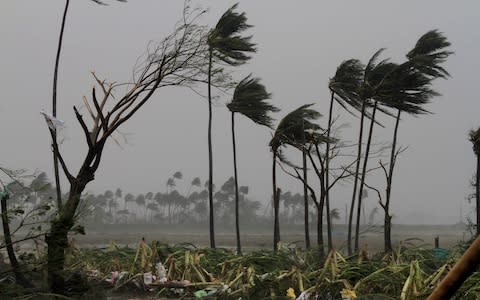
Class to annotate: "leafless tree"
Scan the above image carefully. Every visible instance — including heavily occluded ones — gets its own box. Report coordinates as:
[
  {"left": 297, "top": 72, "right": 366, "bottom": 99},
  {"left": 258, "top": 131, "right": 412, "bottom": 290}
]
[{"left": 44, "top": 6, "right": 209, "bottom": 293}]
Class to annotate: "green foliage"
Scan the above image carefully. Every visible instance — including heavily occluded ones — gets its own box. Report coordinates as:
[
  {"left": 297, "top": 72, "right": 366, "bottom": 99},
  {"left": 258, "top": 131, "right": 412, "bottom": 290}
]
[
  {"left": 469, "top": 127, "right": 480, "bottom": 155},
  {"left": 407, "top": 30, "right": 453, "bottom": 79},
  {"left": 208, "top": 3, "right": 256, "bottom": 66},
  {"left": 227, "top": 75, "right": 278, "bottom": 128},
  {"left": 47, "top": 241, "right": 480, "bottom": 299},
  {"left": 329, "top": 59, "right": 365, "bottom": 112},
  {"left": 270, "top": 104, "right": 326, "bottom": 152}
]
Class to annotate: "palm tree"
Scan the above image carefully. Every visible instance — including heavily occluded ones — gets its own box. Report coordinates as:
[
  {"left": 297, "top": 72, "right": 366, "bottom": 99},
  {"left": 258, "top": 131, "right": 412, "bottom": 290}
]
[
  {"left": 269, "top": 104, "right": 321, "bottom": 252},
  {"left": 135, "top": 194, "right": 146, "bottom": 221},
  {"left": 206, "top": 3, "right": 256, "bottom": 248},
  {"left": 469, "top": 128, "right": 480, "bottom": 235},
  {"left": 51, "top": 0, "right": 126, "bottom": 210},
  {"left": 227, "top": 74, "right": 277, "bottom": 255},
  {"left": 331, "top": 49, "right": 402, "bottom": 253},
  {"left": 301, "top": 124, "right": 311, "bottom": 249},
  {"left": 328, "top": 59, "right": 364, "bottom": 252},
  {"left": 354, "top": 52, "right": 398, "bottom": 253},
  {"left": 329, "top": 59, "right": 365, "bottom": 255},
  {"left": 379, "top": 30, "right": 452, "bottom": 251}
]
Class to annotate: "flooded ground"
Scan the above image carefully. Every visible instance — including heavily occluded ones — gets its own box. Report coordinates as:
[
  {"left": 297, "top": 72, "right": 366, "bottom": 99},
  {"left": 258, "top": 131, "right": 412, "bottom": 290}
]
[{"left": 73, "top": 223, "right": 469, "bottom": 252}]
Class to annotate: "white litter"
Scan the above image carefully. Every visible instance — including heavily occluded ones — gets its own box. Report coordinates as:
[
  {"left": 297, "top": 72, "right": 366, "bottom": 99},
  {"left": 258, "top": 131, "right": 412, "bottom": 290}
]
[
  {"left": 143, "top": 272, "right": 153, "bottom": 285},
  {"left": 40, "top": 109, "right": 65, "bottom": 130},
  {"left": 156, "top": 262, "right": 167, "bottom": 283}
]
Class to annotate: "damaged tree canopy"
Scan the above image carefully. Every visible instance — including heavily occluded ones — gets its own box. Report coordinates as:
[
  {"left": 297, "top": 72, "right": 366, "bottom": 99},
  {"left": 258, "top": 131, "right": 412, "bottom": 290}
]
[{"left": 44, "top": 6, "right": 212, "bottom": 294}]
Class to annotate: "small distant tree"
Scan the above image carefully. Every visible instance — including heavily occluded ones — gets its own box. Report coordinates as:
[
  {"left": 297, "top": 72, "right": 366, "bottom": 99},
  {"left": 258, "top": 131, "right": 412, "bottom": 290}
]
[
  {"left": 470, "top": 128, "right": 480, "bottom": 236},
  {"left": 44, "top": 6, "right": 208, "bottom": 293}
]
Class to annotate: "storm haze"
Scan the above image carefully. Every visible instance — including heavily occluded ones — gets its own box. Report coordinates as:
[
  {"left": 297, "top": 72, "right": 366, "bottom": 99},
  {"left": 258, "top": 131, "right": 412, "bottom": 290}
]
[{"left": 1, "top": 0, "right": 479, "bottom": 225}]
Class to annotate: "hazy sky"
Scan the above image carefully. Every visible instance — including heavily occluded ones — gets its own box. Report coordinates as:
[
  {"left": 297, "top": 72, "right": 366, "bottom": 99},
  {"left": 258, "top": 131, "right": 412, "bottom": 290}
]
[{"left": 1, "top": 1, "right": 479, "bottom": 224}]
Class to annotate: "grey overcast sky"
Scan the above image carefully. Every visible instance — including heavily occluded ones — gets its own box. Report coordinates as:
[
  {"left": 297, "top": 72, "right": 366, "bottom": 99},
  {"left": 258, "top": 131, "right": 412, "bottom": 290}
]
[{"left": 1, "top": 1, "right": 479, "bottom": 224}]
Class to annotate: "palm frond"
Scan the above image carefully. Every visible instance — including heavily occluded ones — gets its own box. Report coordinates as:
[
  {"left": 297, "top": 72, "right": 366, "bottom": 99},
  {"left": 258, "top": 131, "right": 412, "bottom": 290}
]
[
  {"left": 269, "top": 104, "right": 326, "bottom": 151},
  {"left": 227, "top": 75, "right": 278, "bottom": 128},
  {"left": 365, "top": 48, "right": 386, "bottom": 77},
  {"left": 208, "top": 3, "right": 256, "bottom": 66},
  {"left": 329, "top": 59, "right": 365, "bottom": 111},
  {"left": 470, "top": 127, "right": 480, "bottom": 155},
  {"left": 211, "top": 36, "right": 256, "bottom": 65},
  {"left": 215, "top": 3, "right": 251, "bottom": 37},
  {"left": 329, "top": 56, "right": 395, "bottom": 121},
  {"left": 406, "top": 29, "right": 453, "bottom": 79},
  {"left": 374, "top": 62, "right": 438, "bottom": 115}
]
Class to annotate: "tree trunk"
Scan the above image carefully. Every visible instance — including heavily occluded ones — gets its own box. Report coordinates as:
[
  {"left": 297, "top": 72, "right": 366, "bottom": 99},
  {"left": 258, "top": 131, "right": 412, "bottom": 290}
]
[
  {"left": 47, "top": 166, "right": 93, "bottom": 293},
  {"left": 355, "top": 101, "right": 377, "bottom": 252},
  {"left": 325, "top": 91, "right": 334, "bottom": 251},
  {"left": 477, "top": 153, "right": 480, "bottom": 236},
  {"left": 428, "top": 235, "right": 480, "bottom": 300},
  {"left": 231, "top": 112, "right": 242, "bottom": 255},
  {"left": 384, "top": 211, "right": 392, "bottom": 253},
  {"left": 207, "top": 48, "right": 215, "bottom": 248},
  {"left": 302, "top": 130, "right": 310, "bottom": 249},
  {"left": 52, "top": 0, "right": 70, "bottom": 211},
  {"left": 273, "top": 152, "right": 280, "bottom": 252},
  {"left": 385, "top": 109, "right": 401, "bottom": 252},
  {"left": 317, "top": 195, "right": 325, "bottom": 258},
  {"left": 46, "top": 218, "right": 70, "bottom": 293},
  {"left": 1, "top": 191, "right": 33, "bottom": 287},
  {"left": 348, "top": 99, "right": 367, "bottom": 255}
]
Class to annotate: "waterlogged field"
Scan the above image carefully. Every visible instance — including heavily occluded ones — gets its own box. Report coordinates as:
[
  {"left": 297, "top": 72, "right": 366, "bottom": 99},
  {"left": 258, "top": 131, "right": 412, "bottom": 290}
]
[{"left": 75, "top": 223, "right": 468, "bottom": 251}]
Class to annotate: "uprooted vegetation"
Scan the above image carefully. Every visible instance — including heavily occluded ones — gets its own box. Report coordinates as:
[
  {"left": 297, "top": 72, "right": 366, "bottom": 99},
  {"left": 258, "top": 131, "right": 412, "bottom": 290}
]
[{"left": 1, "top": 239, "right": 480, "bottom": 299}]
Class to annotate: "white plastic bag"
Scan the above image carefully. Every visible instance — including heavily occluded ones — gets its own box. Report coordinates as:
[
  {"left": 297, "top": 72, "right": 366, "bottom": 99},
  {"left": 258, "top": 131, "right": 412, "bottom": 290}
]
[{"left": 40, "top": 110, "right": 65, "bottom": 130}]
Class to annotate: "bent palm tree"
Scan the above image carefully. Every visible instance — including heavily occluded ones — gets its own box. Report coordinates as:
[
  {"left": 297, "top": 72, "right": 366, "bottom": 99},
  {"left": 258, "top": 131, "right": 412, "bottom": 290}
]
[
  {"left": 354, "top": 52, "right": 399, "bottom": 253},
  {"left": 328, "top": 59, "right": 364, "bottom": 251},
  {"left": 206, "top": 3, "right": 256, "bottom": 248},
  {"left": 227, "top": 74, "right": 277, "bottom": 255},
  {"left": 269, "top": 104, "right": 321, "bottom": 252},
  {"left": 380, "top": 30, "right": 452, "bottom": 251}
]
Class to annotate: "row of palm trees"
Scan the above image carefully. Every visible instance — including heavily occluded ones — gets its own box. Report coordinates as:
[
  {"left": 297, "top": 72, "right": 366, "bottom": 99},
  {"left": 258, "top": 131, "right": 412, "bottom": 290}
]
[
  {"left": 80, "top": 184, "right": 334, "bottom": 226},
  {"left": 6, "top": 172, "right": 347, "bottom": 229},
  {"left": 204, "top": 5, "right": 453, "bottom": 255},
  {"left": 49, "top": 2, "right": 453, "bottom": 256}
]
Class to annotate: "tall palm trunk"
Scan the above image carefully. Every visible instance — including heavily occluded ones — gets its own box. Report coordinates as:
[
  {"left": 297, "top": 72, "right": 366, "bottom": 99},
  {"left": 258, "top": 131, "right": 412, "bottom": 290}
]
[
  {"left": 384, "top": 109, "right": 401, "bottom": 252},
  {"left": 476, "top": 151, "right": 480, "bottom": 236},
  {"left": 231, "top": 112, "right": 242, "bottom": 255},
  {"left": 207, "top": 48, "right": 215, "bottom": 248},
  {"left": 272, "top": 151, "right": 280, "bottom": 252},
  {"left": 355, "top": 101, "right": 378, "bottom": 252},
  {"left": 348, "top": 100, "right": 367, "bottom": 255},
  {"left": 52, "top": 0, "right": 70, "bottom": 210},
  {"left": 325, "top": 91, "right": 334, "bottom": 251},
  {"left": 302, "top": 123, "right": 310, "bottom": 249}
]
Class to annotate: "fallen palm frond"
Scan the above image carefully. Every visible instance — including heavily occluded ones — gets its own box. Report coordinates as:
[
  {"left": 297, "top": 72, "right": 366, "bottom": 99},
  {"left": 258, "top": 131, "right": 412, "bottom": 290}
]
[{"left": 33, "top": 238, "right": 477, "bottom": 299}]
